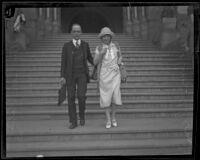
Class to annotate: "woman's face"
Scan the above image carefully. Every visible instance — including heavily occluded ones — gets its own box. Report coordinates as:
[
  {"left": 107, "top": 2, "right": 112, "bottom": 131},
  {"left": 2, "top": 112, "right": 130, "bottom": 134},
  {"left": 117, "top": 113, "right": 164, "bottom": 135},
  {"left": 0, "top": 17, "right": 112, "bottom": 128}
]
[{"left": 101, "top": 34, "right": 112, "bottom": 45}]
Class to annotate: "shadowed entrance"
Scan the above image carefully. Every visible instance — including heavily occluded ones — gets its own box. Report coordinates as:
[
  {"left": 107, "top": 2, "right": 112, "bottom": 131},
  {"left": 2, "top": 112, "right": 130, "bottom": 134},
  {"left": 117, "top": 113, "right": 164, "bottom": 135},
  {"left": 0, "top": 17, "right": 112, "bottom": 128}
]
[
  {"left": 68, "top": 10, "right": 109, "bottom": 33},
  {"left": 61, "top": 7, "right": 123, "bottom": 33}
]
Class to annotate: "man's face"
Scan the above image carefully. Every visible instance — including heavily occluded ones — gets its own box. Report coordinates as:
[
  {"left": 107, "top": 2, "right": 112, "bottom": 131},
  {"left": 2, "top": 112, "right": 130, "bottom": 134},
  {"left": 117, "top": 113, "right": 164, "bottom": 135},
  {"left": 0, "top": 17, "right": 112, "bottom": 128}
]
[{"left": 71, "top": 25, "right": 82, "bottom": 40}]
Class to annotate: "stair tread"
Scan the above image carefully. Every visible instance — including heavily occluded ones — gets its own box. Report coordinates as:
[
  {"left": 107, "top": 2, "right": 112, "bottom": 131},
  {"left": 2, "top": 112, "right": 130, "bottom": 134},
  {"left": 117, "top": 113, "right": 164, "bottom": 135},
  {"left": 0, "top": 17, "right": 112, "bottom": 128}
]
[
  {"left": 6, "top": 99, "right": 193, "bottom": 106},
  {"left": 7, "top": 117, "right": 192, "bottom": 136},
  {"left": 6, "top": 58, "right": 191, "bottom": 61},
  {"left": 6, "top": 107, "right": 193, "bottom": 115},
  {"left": 6, "top": 74, "right": 194, "bottom": 78},
  {"left": 6, "top": 64, "right": 192, "bottom": 67},
  {"left": 6, "top": 79, "right": 194, "bottom": 84},
  {"left": 7, "top": 138, "right": 192, "bottom": 153},
  {"left": 6, "top": 92, "right": 193, "bottom": 97},
  {"left": 6, "top": 85, "right": 193, "bottom": 90},
  {"left": 7, "top": 50, "right": 183, "bottom": 54},
  {"left": 6, "top": 67, "right": 193, "bottom": 70}
]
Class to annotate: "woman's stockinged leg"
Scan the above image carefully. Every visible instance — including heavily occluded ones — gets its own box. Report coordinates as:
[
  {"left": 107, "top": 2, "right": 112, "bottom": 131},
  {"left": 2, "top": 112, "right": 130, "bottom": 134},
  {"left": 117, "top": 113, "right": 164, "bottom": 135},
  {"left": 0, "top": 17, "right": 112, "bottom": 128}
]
[
  {"left": 111, "top": 104, "right": 116, "bottom": 120},
  {"left": 105, "top": 107, "right": 111, "bottom": 122},
  {"left": 111, "top": 104, "right": 117, "bottom": 127},
  {"left": 105, "top": 107, "right": 111, "bottom": 128}
]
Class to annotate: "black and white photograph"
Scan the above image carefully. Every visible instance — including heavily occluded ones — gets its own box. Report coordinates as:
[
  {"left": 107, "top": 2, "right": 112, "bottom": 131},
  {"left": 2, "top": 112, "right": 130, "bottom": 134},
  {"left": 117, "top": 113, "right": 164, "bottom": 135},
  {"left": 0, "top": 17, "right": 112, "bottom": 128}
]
[{"left": 2, "top": 1, "right": 199, "bottom": 159}]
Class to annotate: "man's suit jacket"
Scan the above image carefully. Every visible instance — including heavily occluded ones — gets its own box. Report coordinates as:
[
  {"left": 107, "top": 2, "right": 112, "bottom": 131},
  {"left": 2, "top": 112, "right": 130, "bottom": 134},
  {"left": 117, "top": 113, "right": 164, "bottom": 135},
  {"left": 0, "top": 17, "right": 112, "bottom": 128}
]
[
  {"left": 58, "top": 40, "right": 93, "bottom": 105},
  {"left": 61, "top": 40, "right": 93, "bottom": 84}
]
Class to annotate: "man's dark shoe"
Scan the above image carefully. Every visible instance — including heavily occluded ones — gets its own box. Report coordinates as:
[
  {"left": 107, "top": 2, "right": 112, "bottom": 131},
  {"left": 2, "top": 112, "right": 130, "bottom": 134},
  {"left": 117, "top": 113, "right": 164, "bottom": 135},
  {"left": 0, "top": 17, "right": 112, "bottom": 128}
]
[
  {"left": 69, "top": 123, "right": 77, "bottom": 129},
  {"left": 80, "top": 120, "right": 85, "bottom": 126}
]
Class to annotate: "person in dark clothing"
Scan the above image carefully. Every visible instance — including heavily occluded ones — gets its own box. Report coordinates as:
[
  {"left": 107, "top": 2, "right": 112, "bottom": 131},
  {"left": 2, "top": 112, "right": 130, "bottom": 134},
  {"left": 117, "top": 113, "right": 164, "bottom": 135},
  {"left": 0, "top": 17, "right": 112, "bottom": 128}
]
[{"left": 60, "top": 24, "right": 94, "bottom": 129}]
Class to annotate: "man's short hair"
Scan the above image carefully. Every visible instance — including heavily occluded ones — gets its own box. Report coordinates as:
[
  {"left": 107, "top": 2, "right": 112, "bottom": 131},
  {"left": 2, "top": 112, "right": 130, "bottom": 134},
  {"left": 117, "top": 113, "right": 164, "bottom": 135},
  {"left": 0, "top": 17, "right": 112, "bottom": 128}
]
[{"left": 71, "top": 24, "right": 82, "bottom": 31}]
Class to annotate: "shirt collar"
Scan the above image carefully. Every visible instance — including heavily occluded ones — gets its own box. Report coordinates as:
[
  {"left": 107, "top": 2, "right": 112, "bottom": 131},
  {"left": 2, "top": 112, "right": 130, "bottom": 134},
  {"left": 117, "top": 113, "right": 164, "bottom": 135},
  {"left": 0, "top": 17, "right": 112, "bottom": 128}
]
[{"left": 73, "top": 39, "right": 81, "bottom": 46}]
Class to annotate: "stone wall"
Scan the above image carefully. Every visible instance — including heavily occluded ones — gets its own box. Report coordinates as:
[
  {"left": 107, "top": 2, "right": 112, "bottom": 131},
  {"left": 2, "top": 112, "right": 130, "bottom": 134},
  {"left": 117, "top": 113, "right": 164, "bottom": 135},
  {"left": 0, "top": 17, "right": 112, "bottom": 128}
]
[
  {"left": 160, "top": 6, "right": 193, "bottom": 53},
  {"left": 146, "top": 6, "right": 164, "bottom": 46},
  {"left": 5, "top": 6, "right": 194, "bottom": 52}
]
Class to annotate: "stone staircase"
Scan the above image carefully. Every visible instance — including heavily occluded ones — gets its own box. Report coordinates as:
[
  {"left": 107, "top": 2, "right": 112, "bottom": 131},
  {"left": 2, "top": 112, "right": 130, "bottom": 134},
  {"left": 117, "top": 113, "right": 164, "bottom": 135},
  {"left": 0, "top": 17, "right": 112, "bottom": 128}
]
[{"left": 6, "top": 34, "right": 193, "bottom": 157}]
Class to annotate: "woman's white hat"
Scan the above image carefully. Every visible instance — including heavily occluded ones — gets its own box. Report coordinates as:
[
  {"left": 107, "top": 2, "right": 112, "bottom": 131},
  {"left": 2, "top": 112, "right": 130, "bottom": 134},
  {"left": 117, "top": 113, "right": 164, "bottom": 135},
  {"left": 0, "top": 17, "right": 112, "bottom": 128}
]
[{"left": 98, "top": 27, "right": 114, "bottom": 38}]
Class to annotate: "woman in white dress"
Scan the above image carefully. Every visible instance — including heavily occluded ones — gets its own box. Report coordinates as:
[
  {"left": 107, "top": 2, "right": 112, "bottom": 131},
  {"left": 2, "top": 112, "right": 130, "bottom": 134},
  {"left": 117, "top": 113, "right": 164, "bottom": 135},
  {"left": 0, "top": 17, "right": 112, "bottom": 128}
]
[
  {"left": 13, "top": 9, "right": 26, "bottom": 32},
  {"left": 94, "top": 27, "right": 123, "bottom": 129}
]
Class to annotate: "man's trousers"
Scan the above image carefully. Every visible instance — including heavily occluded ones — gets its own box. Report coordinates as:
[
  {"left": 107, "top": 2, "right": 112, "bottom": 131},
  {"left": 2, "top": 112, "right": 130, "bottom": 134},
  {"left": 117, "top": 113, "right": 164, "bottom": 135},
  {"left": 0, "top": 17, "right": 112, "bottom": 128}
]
[{"left": 66, "top": 72, "right": 87, "bottom": 124}]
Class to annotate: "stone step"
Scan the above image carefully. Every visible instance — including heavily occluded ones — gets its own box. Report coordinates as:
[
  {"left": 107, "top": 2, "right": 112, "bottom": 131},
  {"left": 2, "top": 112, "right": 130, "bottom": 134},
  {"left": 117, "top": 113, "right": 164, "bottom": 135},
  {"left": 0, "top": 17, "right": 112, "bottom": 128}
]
[
  {"left": 6, "top": 54, "right": 187, "bottom": 59},
  {"left": 6, "top": 117, "right": 192, "bottom": 142},
  {"left": 30, "top": 44, "right": 155, "bottom": 49},
  {"left": 6, "top": 72, "right": 193, "bottom": 78},
  {"left": 26, "top": 47, "right": 157, "bottom": 52},
  {"left": 29, "top": 46, "right": 156, "bottom": 50},
  {"left": 6, "top": 60, "right": 192, "bottom": 66},
  {"left": 6, "top": 86, "right": 193, "bottom": 94},
  {"left": 6, "top": 78, "right": 193, "bottom": 84},
  {"left": 6, "top": 62, "right": 192, "bottom": 69},
  {"left": 6, "top": 57, "right": 191, "bottom": 63},
  {"left": 7, "top": 50, "right": 182, "bottom": 54},
  {"left": 6, "top": 76, "right": 193, "bottom": 82},
  {"left": 5, "top": 72, "right": 193, "bottom": 77},
  {"left": 6, "top": 99, "right": 193, "bottom": 109},
  {"left": 6, "top": 59, "right": 192, "bottom": 67},
  {"left": 6, "top": 99, "right": 193, "bottom": 107},
  {"left": 6, "top": 69, "right": 193, "bottom": 76},
  {"left": 6, "top": 138, "right": 192, "bottom": 157},
  {"left": 37, "top": 36, "right": 152, "bottom": 39},
  {"left": 5, "top": 66, "right": 192, "bottom": 71},
  {"left": 6, "top": 81, "right": 193, "bottom": 88},
  {"left": 41, "top": 36, "right": 146, "bottom": 39},
  {"left": 28, "top": 45, "right": 156, "bottom": 48},
  {"left": 6, "top": 102, "right": 193, "bottom": 113},
  {"left": 32, "top": 39, "right": 153, "bottom": 43},
  {"left": 6, "top": 58, "right": 192, "bottom": 64},
  {"left": 6, "top": 92, "right": 193, "bottom": 103},
  {"left": 6, "top": 66, "right": 193, "bottom": 71},
  {"left": 6, "top": 55, "right": 189, "bottom": 61},
  {"left": 30, "top": 42, "right": 154, "bottom": 46},
  {"left": 6, "top": 107, "right": 193, "bottom": 121}
]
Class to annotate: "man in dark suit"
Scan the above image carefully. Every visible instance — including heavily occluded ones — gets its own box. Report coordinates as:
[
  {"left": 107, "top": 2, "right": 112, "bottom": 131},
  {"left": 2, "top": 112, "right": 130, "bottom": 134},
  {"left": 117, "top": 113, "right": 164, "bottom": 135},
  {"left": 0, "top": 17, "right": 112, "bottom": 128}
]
[{"left": 60, "top": 24, "right": 94, "bottom": 129}]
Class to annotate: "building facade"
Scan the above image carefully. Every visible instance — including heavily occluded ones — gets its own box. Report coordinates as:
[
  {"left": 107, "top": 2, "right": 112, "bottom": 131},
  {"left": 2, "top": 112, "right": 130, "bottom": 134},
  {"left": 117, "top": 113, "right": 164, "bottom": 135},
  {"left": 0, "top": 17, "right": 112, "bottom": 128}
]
[{"left": 5, "top": 6, "right": 193, "bottom": 51}]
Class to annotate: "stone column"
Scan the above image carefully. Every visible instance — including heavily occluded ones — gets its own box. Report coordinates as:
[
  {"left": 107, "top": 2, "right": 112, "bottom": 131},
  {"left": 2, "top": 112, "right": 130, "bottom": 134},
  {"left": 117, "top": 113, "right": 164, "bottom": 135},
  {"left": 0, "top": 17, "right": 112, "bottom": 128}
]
[
  {"left": 127, "top": 6, "right": 133, "bottom": 34},
  {"left": 123, "top": 7, "right": 132, "bottom": 34},
  {"left": 44, "top": 8, "right": 53, "bottom": 36},
  {"left": 52, "top": 8, "right": 59, "bottom": 33},
  {"left": 132, "top": 7, "right": 140, "bottom": 37},
  {"left": 57, "top": 8, "right": 61, "bottom": 33},
  {"left": 140, "top": 6, "right": 148, "bottom": 39},
  {"left": 36, "top": 8, "right": 45, "bottom": 39},
  {"left": 147, "top": 6, "right": 163, "bottom": 47}
]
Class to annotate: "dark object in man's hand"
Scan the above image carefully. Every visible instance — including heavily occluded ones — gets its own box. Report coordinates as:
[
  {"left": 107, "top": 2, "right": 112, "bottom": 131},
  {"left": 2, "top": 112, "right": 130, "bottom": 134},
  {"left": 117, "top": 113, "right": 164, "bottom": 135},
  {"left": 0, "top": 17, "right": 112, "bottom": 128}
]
[{"left": 58, "top": 84, "right": 66, "bottom": 106}]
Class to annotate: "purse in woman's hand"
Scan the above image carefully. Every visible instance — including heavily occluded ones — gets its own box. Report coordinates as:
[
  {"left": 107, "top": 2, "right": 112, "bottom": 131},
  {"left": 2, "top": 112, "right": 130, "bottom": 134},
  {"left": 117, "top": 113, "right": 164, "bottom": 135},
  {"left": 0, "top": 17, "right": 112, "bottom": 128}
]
[
  {"left": 91, "top": 65, "right": 98, "bottom": 80},
  {"left": 119, "top": 64, "right": 127, "bottom": 83}
]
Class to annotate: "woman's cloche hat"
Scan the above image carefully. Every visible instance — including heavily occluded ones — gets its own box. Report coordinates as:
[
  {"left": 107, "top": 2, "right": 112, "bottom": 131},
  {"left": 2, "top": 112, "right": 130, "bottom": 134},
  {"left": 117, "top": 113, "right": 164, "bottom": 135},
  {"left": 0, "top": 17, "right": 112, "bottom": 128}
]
[{"left": 98, "top": 27, "right": 114, "bottom": 38}]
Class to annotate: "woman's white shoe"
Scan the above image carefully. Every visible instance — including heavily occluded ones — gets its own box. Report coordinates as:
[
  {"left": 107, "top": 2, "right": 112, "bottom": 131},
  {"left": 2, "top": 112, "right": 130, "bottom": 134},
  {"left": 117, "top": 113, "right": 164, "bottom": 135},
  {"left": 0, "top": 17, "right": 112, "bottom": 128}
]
[
  {"left": 112, "top": 119, "right": 117, "bottom": 127},
  {"left": 106, "top": 121, "right": 111, "bottom": 129}
]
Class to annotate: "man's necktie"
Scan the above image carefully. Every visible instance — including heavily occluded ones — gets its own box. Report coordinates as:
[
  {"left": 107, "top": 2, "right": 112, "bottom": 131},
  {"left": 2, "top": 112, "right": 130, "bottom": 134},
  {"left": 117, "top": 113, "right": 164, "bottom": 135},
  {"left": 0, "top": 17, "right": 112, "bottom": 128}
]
[{"left": 76, "top": 41, "right": 79, "bottom": 48}]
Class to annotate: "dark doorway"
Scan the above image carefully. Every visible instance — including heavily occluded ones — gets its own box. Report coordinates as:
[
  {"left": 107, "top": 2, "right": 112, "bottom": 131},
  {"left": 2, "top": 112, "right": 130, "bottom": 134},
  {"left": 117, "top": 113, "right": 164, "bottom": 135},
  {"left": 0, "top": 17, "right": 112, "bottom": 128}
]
[
  {"left": 68, "top": 10, "right": 109, "bottom": 33},
  {"left": 61, "top": 7, "right": 123, "bottom": 33}
]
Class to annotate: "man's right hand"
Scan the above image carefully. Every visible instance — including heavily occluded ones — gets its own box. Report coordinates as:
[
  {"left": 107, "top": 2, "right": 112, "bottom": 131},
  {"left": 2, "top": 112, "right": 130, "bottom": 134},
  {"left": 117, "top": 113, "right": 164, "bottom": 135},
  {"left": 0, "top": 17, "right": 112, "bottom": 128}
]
[{"left": 60, "top": 77, "right": 66, "bottom": 88}]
